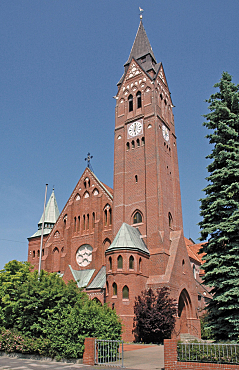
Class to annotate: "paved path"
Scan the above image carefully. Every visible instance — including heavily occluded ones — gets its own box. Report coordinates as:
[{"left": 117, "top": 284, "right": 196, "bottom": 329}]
[{"left": 0, "top": 344, "right": 164, "bottom": 370}]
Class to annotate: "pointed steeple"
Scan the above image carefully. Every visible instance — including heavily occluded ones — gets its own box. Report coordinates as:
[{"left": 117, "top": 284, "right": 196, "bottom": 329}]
[
  {"left": 29, "top": 189, "right": 60, "bottom": 238},
  {"left": 125, "top": 20, "right": 157, "bottom": 67},
  {"left": 117, "top": 21, "right": 159, "bottom": 87}
]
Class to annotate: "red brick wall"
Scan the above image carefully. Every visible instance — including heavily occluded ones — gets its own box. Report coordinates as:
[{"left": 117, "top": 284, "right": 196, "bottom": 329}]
[
  {"left": 164, "top": 339, "right": 239, "bottom": 370},
  {"left": 83, "top": 337, "right": 95, "bottom": 365}
]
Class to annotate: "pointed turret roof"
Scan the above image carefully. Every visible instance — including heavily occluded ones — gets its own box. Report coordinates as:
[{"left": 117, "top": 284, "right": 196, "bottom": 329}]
[
  {"left": 125, "top": 20, "right": 157, "bottom": 66},
  {"left": 106, "top": 223, "right": 150, "bottom": 255},
  {"left": 38, "top": 189, "right": 60, "bottom": 225},
  {"left": 28, "top": 189, "right": 60, "bottom": 239}
]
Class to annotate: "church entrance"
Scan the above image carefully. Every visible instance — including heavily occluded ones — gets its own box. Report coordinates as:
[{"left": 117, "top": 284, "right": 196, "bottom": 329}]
[{"left": 178, "top": 289, "right": 192, "bottom": 334}]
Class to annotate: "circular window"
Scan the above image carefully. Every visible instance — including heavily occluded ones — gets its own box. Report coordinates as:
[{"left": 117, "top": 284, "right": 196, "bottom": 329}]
[{"left": 76, "top": 244, "right": 93, "bottom": 267}]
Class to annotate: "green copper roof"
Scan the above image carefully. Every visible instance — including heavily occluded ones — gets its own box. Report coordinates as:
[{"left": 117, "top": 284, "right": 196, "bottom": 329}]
[
  {"left": 39, "top": 189, "right": 60, "bottom": 225},
  {"left": 29, "top": 189, "right": 60, "bottom": 239},
  {"left": 87, "top": 266, "right": 106, "bottom": 290},
  {"left": 106, "top": 223, "right": 150, "bottom": 255},
  {"left": 69, "top": 265, "right": 95, "bottom": 288}
]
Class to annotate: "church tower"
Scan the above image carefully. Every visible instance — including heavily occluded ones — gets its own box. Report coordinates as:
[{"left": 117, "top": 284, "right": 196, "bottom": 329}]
[
  {"left": 113, "top": 20, "right": 183, "bottom": 267},
  {"left": 107, "top": 20, "right": 200, "bottom": 340}
]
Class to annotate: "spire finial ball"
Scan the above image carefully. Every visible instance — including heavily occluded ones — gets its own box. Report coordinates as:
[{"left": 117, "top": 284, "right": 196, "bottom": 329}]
[{"left": 140, "top": 14, "right": 143, "bottom": 19}]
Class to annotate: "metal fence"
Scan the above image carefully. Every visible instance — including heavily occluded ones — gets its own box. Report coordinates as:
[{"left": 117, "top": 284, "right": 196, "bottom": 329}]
[
  {"left": 95, "top": 339, "right": 124, "bottom": 367},
  {"left": 178, "top": 342, "right": 239, "bottom": 364}
]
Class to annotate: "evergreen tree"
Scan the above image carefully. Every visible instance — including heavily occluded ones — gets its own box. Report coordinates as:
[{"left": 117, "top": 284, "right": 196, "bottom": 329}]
[{"left": 199, "top": 72, "right": 239, "bottom": 341}]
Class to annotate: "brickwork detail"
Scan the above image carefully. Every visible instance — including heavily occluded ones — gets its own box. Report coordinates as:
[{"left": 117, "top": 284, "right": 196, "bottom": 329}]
[{"left": 83, "top": 337, "right": 95, "bottom": 366}]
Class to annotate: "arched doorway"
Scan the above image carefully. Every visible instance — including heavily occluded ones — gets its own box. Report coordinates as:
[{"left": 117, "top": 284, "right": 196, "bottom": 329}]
[{"left": 178, "top": 289, "right": 192, "bottom": 333}]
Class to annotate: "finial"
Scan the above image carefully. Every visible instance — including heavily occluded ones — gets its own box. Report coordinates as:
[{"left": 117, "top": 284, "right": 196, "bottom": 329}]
[
  {"left": 85, "top": 152, "right": 93, "bottom": 169},
  {"left": 139, "top": 7, "right": 144, "bottom": 19}
]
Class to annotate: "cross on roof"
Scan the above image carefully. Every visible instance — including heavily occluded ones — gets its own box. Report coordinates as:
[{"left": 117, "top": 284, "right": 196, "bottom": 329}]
[{"left": 85, "top": 152, "right": 93, "bottom": 168}]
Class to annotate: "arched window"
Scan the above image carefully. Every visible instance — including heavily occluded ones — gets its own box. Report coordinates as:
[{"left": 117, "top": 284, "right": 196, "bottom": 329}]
[
  {"left": 193, "top": 264, "right": 196, "bottom": 279},
  {"left": 122, "top": 285, "right": 129, "bottom": 299},
  {"left": 83, "top": 214, "right": 86, "bottom": 230},
  {"left": 129, "top": 256, "right": 134, "bottom": 269},
  {"left": 141, "top": 137, "right": 145, "bottom": 145},
  {"left": 106, "top": 281, "right": 109, "bottom": 296},
  {"left": 136, "top": 138, "right": 140, "bottom": 147},
  {"left": 109, "top": 208, "right": 112, "bottom": 225},
  {"left": 139, "top": 257, "right": 142, "bottom": 272},
  {"left": 33, "top": 250, "right": 35, "bottom": 258},
  {"left": 109, "top": 256, "right": 112, "bottom": 270},
  {"left": 78, "top": 216, "right": 80, "bottom": 232},
  {"left": 92, "top": 212, "right": 95, "bottom": 228},
  {"left": 128, "top": 94, "right": 133, "bottom": 112},
  {"left": 133, "top": 211, "right": 142, "bottom": 224},
  {"left": 113, "top": 282, "right": 117, "bottom": 296},
  {"left": 74, "top": 217, "right": 76, "bottom": 232},
  {"left": 104, "top": 209, "right": 107, "bottom": 226},
  {"left": 126, "top": 142, "right": 130, "bottom": 151},
  {"left": 135, "top": 175, "right": 138, "bottom": 183},
  {"left": 136, "top": 91, "right": 141, "bottom": 109},
  {"left": 132, "top": 140, "right": 135, "bottom": 149},
  {"left": 87, "top": 214, "right": 89, "bottom": 230},
  {"left": 42, "top": 249, "right": 44, "bottom": 256},
  {"left": 117, "top": 255, "right": 123, "bottom": 269},
  {"left": 169, "top": 212, "right": 173, "bottom": 228},
  {"left": 37, "top": 250, "right": 40, "bottom": 257}
]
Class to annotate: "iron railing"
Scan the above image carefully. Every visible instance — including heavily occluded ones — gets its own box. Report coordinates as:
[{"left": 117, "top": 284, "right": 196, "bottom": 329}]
[
  {"left": 178, "top": 342, "right": 239, "bottom": 364},
  {"left": 95, "top": 339, "right": 124, "bottom": 367}
]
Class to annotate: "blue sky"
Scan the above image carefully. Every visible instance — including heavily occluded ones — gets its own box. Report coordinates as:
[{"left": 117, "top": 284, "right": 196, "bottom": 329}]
[{"left": 1, "top": 0, "right": 239, "bottom": 269}]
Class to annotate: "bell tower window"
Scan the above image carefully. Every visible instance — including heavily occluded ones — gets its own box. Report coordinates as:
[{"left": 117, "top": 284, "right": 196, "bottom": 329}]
[
  {"left": 128, "top": 94, "right": 133, "bottom": 112},
  {"left": 136, "top": 91, "right": 141, "bottom": 109}
]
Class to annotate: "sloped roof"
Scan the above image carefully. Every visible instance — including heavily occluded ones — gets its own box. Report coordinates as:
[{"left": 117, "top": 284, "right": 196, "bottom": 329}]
[
  {"left": 184, "top": 237, "right": 206, "bottom": 264},
  {"left": 39, "top": 189, "right": 60, "bottom": 224},
  {"left": 125, "top": 21, "right": 156, "bottom": 66},
  {"left": 69, "top": 265, "right": 95, "bottom": 288},
  {"left": 87, "top": 266, "right": 106, "bottom": 290},
  {"left": 106, "top": 223, "right": 149, "bottom": 255}
]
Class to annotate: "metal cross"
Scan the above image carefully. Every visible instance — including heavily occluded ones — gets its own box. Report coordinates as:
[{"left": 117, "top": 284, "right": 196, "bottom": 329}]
[{"left": 85, "top": 152, "right": 93, "bottom": 168}]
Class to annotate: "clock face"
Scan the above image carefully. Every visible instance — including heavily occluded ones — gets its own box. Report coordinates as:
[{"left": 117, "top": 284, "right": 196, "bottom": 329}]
[
  {"left": 127, "top": 119, "right": 143, "bottom": 138},
  {"left": 162, "top": 124, "right": 170, "bottom": 142},
  {"left": 76, "top": 245, "right": 93, "bottom": 267}
]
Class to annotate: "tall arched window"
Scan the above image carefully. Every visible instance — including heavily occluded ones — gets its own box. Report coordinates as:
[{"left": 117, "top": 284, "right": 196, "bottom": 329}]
[
  {"left": 109, "top": 256, "right": 112, "bottom": 270},
  {"left": 139, "top": 257, "right": 142, "bottom": 272},
  {"left": 77, "top": 216, "right": 80, "bottom": 232},
  {"left": 92, "top": 212, "right": 95, "bottom": 228},
  {"left": 168, "top": 212, "right": 173, "bottom": 228},
  {"left": 33, "top": 250, "right": 35, "bottom": 258},
  {"left": 104, "top": 209, "right": 107, "bottom": 226},
  {"left": 83, "top": 215, "right": 86, "bottom": 230},
  {"left": 129, "top": 256, "right": 134, "bottom": 269},
  {"left": 117, "top": 255, "right": 123, "bottom": 269},
  {"left": 128, "top": 94, "right": 133, "bottom": 112},
  {"left": 113, "top": 282, "right": 117, "bottom": 296},
  {"left": 122, "top": 285, "right": 129, "bottom": 299},
  {"left": 133, "top": 211, "right": 142, "bottom": 224},
  {"left": 109, "top": 208, "right": 112, "bottom": 225},
  {"left": 136, "top": 91, "right": 141, "bottom": 109},
  {"left": 74, "top": 217, "right": 76, "bottom": 232},
  {"left": 87, "top": 214, "right": 89, "bottom": 230}
]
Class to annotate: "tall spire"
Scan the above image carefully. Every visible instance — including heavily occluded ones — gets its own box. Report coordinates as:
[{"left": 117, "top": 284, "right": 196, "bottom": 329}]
[
  {"left": 117, "top": 21, "right": 159, "bottom": 87},
  {"left": 124, "top": 20, "right": 157, "bottom": 67},
  {"left": 29, "top": 188, "right": 60, "bottom": 238}
]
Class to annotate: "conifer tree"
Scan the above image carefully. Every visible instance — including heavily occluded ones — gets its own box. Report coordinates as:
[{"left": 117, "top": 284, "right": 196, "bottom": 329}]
[{"left": 199, "top": 72, "right": 239, "bottom": 340}]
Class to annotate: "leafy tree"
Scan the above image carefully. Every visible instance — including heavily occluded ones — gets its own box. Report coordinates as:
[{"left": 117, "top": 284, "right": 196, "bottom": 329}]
[
  {"left": 0, "top": 260, "right": 122, "bottom": 358},
  {"left": 133, "top": 287, "right": 177, "bottom": 343},
  {"left": 199, "top": 72, "right": 239, "bottom": 341}
]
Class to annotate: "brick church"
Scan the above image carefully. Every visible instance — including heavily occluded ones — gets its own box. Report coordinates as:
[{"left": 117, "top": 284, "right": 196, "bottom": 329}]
[{"left": 28, "top": 20, "right": 203, "bottom": 341}]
